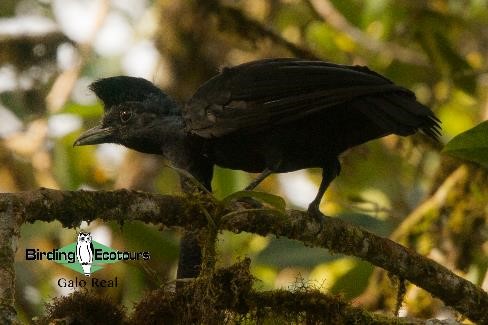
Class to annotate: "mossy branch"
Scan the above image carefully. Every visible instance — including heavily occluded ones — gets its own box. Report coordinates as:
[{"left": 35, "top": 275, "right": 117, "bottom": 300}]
[
  {"left": 130, "top": 259, "right": 432, "bottom": 324},
  {"left": 0, "top": 187, "right": 487, "bottom": 323},
  {"left": 41, "top": 259, "right": 439, "bottom": 324}
]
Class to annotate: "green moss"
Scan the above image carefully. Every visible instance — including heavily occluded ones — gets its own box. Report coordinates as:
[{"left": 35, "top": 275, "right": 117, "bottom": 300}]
[{"left": 36, "top": 291, "right": 126, "bottom": 325}]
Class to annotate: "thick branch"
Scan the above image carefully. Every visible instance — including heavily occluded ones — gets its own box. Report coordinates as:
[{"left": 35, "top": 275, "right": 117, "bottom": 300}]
[
  {"left": 356, "top": 165, "right": 470, "bottom": 309},
  {"left": 225, "top": 209, "right": 488, "bottom": 324},
  {"left": 0, "top": 198, "right": 22, "bottom": 324},
  {"left": 0, "top": 188, "right": 486, "bottom": 323}
]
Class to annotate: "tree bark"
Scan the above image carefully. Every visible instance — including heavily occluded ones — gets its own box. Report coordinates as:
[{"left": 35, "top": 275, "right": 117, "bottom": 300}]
[{"left": 0, "top": 188, "right": 486, "bottom": 323}]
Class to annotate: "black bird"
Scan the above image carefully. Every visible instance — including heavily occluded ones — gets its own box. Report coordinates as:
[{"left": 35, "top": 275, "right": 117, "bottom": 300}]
[{"left": 74, "top": 58, "right": 441, "bottom": 276}]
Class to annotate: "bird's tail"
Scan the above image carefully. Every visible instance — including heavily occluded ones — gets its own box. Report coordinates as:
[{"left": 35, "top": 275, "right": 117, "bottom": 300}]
[{"left": 359, "top": 92, "right": 441, "bottom": 141}]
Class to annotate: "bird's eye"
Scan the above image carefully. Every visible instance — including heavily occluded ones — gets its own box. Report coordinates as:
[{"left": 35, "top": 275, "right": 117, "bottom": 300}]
[{"left": 120, "top": 110, "right": 132, "bottom": 123}]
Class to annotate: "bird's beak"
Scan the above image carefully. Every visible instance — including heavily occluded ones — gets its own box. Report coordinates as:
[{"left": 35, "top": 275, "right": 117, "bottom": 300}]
[{"left": 73, "top": 124, "right": 115, "bottom": 146}]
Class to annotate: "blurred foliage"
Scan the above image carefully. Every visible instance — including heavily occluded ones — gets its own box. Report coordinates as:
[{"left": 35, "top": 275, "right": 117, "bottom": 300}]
[
  {"left": 0, "top": 0, "right": 487, "bottom": 322},
  {"left": 444, "top": 120, "right": 488, "bottom": 168}
]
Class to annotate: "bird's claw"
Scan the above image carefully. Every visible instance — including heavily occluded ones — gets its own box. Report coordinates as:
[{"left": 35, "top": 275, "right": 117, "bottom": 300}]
[{"left": 307, "top": 205, "right": 325, "bottom": 235}]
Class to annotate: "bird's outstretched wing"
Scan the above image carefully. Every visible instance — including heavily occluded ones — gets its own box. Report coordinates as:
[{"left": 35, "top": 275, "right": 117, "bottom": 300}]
[{"left": 183, "top": 58, "right": 440, "bottom": 139}]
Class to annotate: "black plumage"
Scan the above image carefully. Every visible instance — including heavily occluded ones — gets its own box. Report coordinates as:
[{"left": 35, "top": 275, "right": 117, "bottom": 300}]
[{"left": 74, "top": 58, "right": 441, "bottom": 277}]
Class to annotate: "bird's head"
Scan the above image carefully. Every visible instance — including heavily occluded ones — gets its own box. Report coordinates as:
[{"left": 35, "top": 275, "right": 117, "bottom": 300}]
[{"left": 74, "top": 76, "right": 182, "bottom": 154}]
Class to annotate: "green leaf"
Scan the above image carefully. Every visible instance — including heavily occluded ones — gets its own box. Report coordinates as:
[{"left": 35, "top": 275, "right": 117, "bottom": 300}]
[
  {"left": 221, "top": 190, "right": 286, "bottom": 213},
  {"left": 443, "top": 121, "right": 488, "bottom": 169},
  {"left": 212, "top": 167, "right": 250, "bottom": 199}
]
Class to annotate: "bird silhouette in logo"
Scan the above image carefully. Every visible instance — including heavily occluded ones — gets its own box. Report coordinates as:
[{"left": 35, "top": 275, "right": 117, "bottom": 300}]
[{"left": 76, "top": 232, "right": 94, "bottom": 276}]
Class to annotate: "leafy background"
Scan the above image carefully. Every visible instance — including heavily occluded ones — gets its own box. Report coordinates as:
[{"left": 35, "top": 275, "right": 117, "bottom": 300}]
[{"left": 0, "top": 0, "right": 487, "bottom": 322}]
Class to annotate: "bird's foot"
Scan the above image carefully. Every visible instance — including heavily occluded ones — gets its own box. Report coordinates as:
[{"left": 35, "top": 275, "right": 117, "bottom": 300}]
[{"left": 307, "top": 203, "right": 325, "bottom": 235}]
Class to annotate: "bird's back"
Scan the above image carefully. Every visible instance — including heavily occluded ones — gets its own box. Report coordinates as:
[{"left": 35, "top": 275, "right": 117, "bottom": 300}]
[{"left": 184, "top": 58, "right": 440, "bottom": 140}]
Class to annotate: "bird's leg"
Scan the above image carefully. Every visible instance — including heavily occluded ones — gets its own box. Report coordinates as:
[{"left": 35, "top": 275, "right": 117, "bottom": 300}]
[
  {"left": 245, "top": 168, "right": 273, "bottom": 191},
  {"left": 307, "top": 160, "right": 341, "bottom": 220}
]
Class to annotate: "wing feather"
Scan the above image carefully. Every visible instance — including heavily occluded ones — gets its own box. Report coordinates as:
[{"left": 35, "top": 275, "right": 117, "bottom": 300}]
[{"left": 183, "top": 58, "right": 440, "bottom": 140}]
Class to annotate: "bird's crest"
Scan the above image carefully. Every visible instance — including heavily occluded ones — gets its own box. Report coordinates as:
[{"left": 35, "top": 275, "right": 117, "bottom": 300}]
[{"left": 89, "top": 76, "right": 167, "bottom": 110}]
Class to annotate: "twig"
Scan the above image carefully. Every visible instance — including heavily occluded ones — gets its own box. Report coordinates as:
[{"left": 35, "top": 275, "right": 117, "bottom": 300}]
[
  {"left": 306, "top": 0, "right": 428, "bottom": 66},
  {"left": 199, "top": 1, "right": 319, "bottom": 60},
  {"left": 167, "top": 164, "right": 212, "bottom": 195},
  {"left": 391, "top": 165, "right": 468, "bottom": 242}
]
